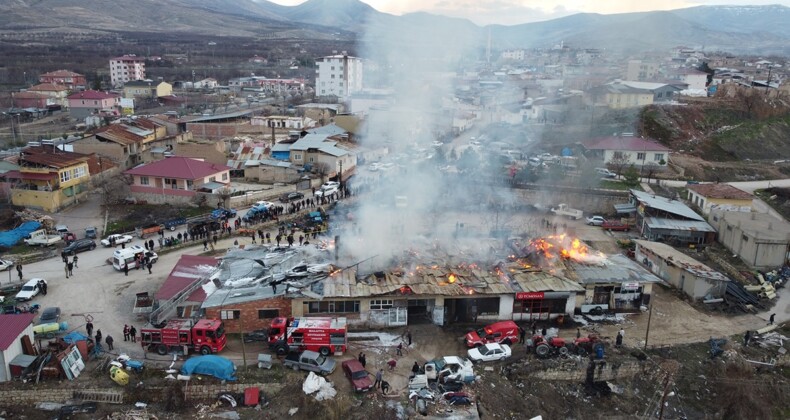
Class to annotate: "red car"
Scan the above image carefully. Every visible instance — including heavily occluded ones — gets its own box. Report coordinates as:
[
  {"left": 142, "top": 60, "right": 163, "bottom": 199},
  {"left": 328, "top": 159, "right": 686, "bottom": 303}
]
[
  {"left": 341, "top": 360, "right": 373, "bottom": 392},
  {"left": 601, "top": 221, "right": 630, "bottom": 231}
]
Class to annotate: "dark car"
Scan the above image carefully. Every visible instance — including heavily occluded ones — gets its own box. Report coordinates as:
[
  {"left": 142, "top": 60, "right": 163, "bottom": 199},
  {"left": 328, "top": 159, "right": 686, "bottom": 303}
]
[
  {"left": 243, "top": 329, "right": 269, "bottom": 343},
  {"left": 341, "top": 359, "right": 374, "bottom": 392},
  {"left": 63, "top": 239, "right": 96, "bottom": 255},
  {"left": 279, "top": 192, "right": 305, "bottom": 203},
  {"left": 38, "top": 307, "right": 61, "bottom": 325}
]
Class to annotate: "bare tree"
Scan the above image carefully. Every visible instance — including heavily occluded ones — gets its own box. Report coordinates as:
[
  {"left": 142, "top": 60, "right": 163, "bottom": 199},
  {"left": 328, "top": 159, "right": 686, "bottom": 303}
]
[
  {"left": 313, "top": 162, "right": 330, "bottom": 183},
  {"left": 607, "top": 152, "right": 632, "bottom": 177},
  {"left": 215, "top": 186, "right": 233, "bottom": 208},
  {"left": 642, "top": 162, "right": 660, "bottom": 185},
  {"left": 93, "top": 173, "right": 131, "bottom": 205}
]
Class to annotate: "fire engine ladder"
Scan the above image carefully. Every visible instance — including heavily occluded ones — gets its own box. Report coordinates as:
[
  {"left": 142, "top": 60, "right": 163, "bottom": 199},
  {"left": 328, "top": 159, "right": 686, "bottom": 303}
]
[{"left": 148, "top": 276, "right": 207, "bottom": 326}]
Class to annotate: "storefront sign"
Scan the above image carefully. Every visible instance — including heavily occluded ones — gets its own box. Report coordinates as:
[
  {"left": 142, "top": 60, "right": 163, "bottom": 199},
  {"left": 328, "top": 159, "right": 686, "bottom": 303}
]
[
  {"left": 516, "top": 292, "right": 545, "bottom": 300},
  {"left": 622, "top": 282, "right": 640, "bottom": 291}
]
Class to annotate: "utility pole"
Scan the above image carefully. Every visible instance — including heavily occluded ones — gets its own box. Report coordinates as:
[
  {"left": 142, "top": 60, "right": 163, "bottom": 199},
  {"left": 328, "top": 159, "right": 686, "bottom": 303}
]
[
  {"left": 765, "top": 66, "right": 773, "bottom": 96},
  {"left": 644, "top": 302, "right": 653, "bottom": 350}
]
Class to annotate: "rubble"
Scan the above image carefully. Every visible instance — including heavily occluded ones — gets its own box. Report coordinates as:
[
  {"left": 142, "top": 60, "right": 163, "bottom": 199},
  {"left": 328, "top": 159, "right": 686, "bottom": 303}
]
[{"left": 302, "top": 371, "right": 337, "bottom": 401}]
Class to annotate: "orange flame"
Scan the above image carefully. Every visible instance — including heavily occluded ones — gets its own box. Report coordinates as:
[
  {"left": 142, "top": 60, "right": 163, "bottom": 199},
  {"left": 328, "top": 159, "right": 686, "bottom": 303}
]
[
  {"left": 529, "top": 234, "right": 599, "bottom": 263},
  {"left": 448, "top": 274, "right": 457, "bottom": 283}
]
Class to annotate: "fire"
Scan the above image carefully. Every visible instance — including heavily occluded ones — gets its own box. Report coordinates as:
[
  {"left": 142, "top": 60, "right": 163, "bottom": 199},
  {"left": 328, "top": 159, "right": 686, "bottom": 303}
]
[
  {"left": 528, "top": 234, "right": 604, "bottom": 263},
  {"left": 448, "top": 274, "right": 457, "bottom": 284},
  {"left": 329, "top": 268, "right": 342, "bottom": 276}
]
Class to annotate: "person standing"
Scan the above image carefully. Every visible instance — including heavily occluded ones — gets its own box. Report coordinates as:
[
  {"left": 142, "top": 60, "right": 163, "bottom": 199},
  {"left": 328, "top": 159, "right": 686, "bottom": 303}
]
[
  {"left": 147, "top": 261, "right": 153, "bottom": 274},
  {"left": 123, "top": 264, "right": 129, "bottom": 276},
  {"left": 203, "top": 239, "right": 208, "bottom": 251},
  {"left": 67, "top": 261, "right": 74, "bottom": 276},
  {"left": 616, "top": 331, "right": 624, "bottom": 348},
  {"left": 105, "top": 335, "right": 114, "bottom": 351},
  {"left": 744, "top": 330, "right": 752, "bottom": 347},
  {"left": 407, "top": 329, "right": 413, "bottom": 346},
  {"left": 618, "top": 328, "right": 625, "bottom": 339},
  {"left": 16, "top": 264, "right": 23, "bottom": 281},
  {"left": 123, "top": 325, "right": 130, "bottom": 341},
  {"left": 374, "top": 369, "right": 383, "bottom": 389},
  {"left": 95, "top": 329, "right": 102, "bottom": 344},
  {"left": 519, "top": 327, "right": 526, "bottom": 344},
  {"left": 39, "top": 280, "right": 47, "bottom": 295},
  {"left": 541, "top": 327, "right": 547, "bottom": 337},
  {"left": 577, "top": 328, "right": 582, "bottom": 339},
  {"left": 769, "top": 313, "right": 776, "bottom": 325},
  {"left": 129, "top": 325, "right": 137, "bottom": 343},
  {"left": 411, "top": 361, "right": 420, "bottom": 376},
  {"left": 73, "top": 255, "right": 78, "bottom": 268},
  {"left": 396, "top": 342, "right": 403, "bottom": 356},
  {"left": 64, "top": 263, "right": 70, "bottom": 279},
  {"left": 360, "top": 353, "right": 366, "bottom": 368},
  {"left": 86, "top": 321, "right": 93, "bottom": 338}
]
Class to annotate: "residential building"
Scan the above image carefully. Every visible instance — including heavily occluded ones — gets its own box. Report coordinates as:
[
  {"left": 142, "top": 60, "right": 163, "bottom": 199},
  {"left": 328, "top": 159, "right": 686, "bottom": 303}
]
[
  {"left": 568, "top": 254, "right": 661, "bottom": 312},
  {"left": 38, "top": 70, "right": 86, "bottom": 89},
  {"left": 686, "top": 183, "right": 753, "bottom": 215},
  {"left": 110, "top": 55, "right": 146, "bottom": 88},
  {"left": 11, "top": 92, "right": 52, "bottom": 109},
  {"left": 124, "top": 156, "right": 232, "bottom": 204},
  {"left": 625, "top": 60, "right": 659, "bottom": 81},
  {"left": 66, "top": 90, "right": 120, "bottom": 119},
  {"left": 501, "top": 49, "right": 526, "bottom": 60},
  {"left": 182, "top": 110, "right": 252, "bottom": 140},
  {"left": 122, "top": 80, "right": 172, "bottom": 99},
  {"left": 617, "top": 189, "right": 716, "bottom": 245},
  {"left": 709, "top": 209, "right": 790, "bottom": 269},
  {"left": 6, "top": 146, "right": 92, "bottom": 212},
  {"left": 0, "top": 313, "right": 36, "bottom": 382},
  {"left": 227, "top": 77, "right": 306, "bottom": 95},
  {"left": 28, "top": 83, "right": 70, "bottom": 108},
  {"left": 582, "top": 135, "right": 671, "bottom": 168},
  {"left": 276, "top": 124, "right": 357, "bottom": 180},
  {"left": 251, "top": 115, "right": 311, "bottom": 130},
  {"left": 72, "top": 119, "right": 169, "bottom": 169},
  {"left": 634, "top": 240, "right": 729, "bottom": 300},
  {"left": 669, "top": 68, "right": 709, "bottom": 90},
  {"left": 588, "top": 83, "right": 654, "bottom": 109},
  {"left": 315, "top": 53, "right": 363, "bottom": 98}
]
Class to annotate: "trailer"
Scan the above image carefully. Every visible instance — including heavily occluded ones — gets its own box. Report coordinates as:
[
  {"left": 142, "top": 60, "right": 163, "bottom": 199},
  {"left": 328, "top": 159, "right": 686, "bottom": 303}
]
[
  {"left": 133, "top": 292, "right": 154, "bottom": 315},
  {"left": 135, "top": 223, "right": 164, "bottom": 239}
]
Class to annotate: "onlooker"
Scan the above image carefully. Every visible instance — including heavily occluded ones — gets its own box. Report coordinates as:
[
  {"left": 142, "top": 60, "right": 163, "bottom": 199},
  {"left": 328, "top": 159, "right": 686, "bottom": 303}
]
[
  {"left": 73, "top": 255, "right": 79, "bottom": 268},
  {"left": 407, "top": 329, "right": 413, "bottom": 346},
  {"left": 95, "top": 329, "right": 102, "bottom": 344},
  {"left": 129, "top": 325, "right": 137, "bottom": 343},
  {"left": 105, "top": 335, "right": 114, "bottom": 351},
  {"left": 123, "top": 325, "right": 130, "bottom": 341},
  {"left": 374, "top": 369, "right": 383, "bottom": 389},
  {"left": 64, "top": 263, "right": 69, "bottom": 279},
  {"left": 67, "top": 261, "right": 74, "bottom": 276},
  {"left": 86, "top": 321, "right": 93, "bottom": 338},
  {"left": 147, "top": 262, "right": 153, "bottom": 274},
  {"left": 769, "top": 313, "right": 776, "bottom": 325},
  {"left": 396, "top": 343, "right": 403, "bottom": 356},
  {"left": 17, "top": 264, "right": 23, "bottom": 281}
]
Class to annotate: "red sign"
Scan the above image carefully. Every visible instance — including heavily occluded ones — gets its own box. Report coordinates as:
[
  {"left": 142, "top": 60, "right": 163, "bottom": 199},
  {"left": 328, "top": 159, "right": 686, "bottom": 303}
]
[{"left": 516, "top": 292, "right": 545, "bottom": 300}]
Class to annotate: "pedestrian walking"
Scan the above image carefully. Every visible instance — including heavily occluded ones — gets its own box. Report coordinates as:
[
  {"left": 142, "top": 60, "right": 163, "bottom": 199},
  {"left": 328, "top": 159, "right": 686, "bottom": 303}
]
[
  {"left": 769, "top": 313, "right": 776, "bottom": 325},
  {"left": 67, "top": 261, "right": 74, "bottom": 276},
  {"left": 374, "top": 369, "right": 383, "bottom": 389},
  {"left": 73, "top": 255, "right": 78, "bottom": 268},
  {"left": 744, "top": 330, "right": 752, "bottom": 347},
  {"left": 129, "top": 325, "right": 137, "bottom": 343},
  {"left": 95, "top": 329, "right": 102, "bottom": 344},
  {"left": 64, "top": 263, "right": 69, "bottom": 279},
  {"left": 105, "top": 335, "right": 114, "bottom": 351},
  {"left": 123, "top": 264, "right": 129, "bottom": 276},
  {"left": 147, "top": 261, "right": 152, "bottom": 274},
  {"left": 86, "top": 321, "right": 93, "bottom": 338},
  {"left": 396, "top": 342, "right": 403, "bottom": 356},
  {"left": 407, "top": 329, "right": 413, "bottom": 346},
  {"left": 16, "top": 264, "right": 23, "bottom": 281},
  {"left": 123, "top": 325, "right": 130, "bottom": 341}
]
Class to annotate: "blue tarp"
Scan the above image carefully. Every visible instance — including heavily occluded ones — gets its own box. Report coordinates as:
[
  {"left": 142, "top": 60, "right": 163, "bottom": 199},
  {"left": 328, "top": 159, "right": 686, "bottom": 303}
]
[
  {"left": 181, "top": 355, "right": 237, "bottom": 381},
  {"left": 63, "top": 330, "right": 88, "bottom": 344},
  {"left": 0, "top": 221, "right": 42, "bottom": 247}
]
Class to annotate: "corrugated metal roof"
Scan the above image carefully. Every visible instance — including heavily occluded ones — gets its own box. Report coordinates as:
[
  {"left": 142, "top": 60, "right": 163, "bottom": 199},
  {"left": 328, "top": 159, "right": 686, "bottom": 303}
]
[
  {"left": 644, "top": 217, "right": 715, "bottom": 232},
  {"left": 631, "top": 189, "right": 705, "bottom": 221},
  {"left": 290, "top": 133, "right": 349, "bottom": 157},
  {"left": 634, "top": 240, "right": 729, "bottom": 282},
  {"left": 569, "top": 254, "right": 663, "bottom": 285}
]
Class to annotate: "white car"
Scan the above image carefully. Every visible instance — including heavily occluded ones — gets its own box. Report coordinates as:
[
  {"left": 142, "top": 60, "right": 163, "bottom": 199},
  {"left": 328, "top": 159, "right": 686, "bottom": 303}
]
[
  {"left": 254, "top": 201, "right": 276, "bottom": 210},
  {"left": 101, "top": 234, "right": 134, "bottom": 247},
  {"left": 15, "top": 278, "right": 46, "bottom": 302},
  {"left": 315, "top": 185, "right": 339, "bottom": 198},
  {"left": 467, "top": 343, "right": 512, "bottom": 362},
  {"left": 320, "top": 181, "right": 339, "bottom": 189},
  {"left": 586, "top": 216, "right": 606, "bottom": 226},
  {"left": 0, "top": 259, "right": 13, "bottom": 271}
]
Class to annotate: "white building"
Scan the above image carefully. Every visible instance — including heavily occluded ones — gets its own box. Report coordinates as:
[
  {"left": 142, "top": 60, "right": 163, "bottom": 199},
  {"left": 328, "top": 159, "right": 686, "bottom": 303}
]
[
  {"left": 501, "top": 49, "right": 525, "bottom": 60},
  {"left": 315, "top": 52, "right": 363, "bottom": 98},
  {"left": 110, "top": 55, "right": 146, "bottom": 88},
  {"left": 0, "top": 313, "right": 35, "bottom": 382}
]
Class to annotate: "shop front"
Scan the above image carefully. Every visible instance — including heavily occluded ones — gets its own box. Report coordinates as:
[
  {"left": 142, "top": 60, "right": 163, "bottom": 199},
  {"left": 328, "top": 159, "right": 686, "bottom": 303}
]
[{"left": 512, "top": 291, "right": 575, "bottom": 321}]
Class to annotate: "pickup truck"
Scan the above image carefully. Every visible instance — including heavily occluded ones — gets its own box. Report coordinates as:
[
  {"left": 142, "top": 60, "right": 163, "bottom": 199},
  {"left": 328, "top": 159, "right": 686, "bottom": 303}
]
[
  {"left": 210, "top": 208, "right": 237, "bottom": 220},
  {"left": 424, "top": 356, "right": 475, "bottom": 383},
  {"left": 24, "top": 230, "right": 63, "bottom": 247},
  {"left": 283, "top": 350, "right": 336, "bottom": 375},
  {"left": 551, "top": 203, "right": 583, "bottom": 220},
  {"left": 135, "top": 223, "right": 164, "bottom": 239}
]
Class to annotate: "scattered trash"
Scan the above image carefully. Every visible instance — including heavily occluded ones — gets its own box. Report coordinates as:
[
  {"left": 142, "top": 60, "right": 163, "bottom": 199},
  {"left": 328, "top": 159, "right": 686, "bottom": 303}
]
[
  {"left": 288, "top": 407, "right": 299, "bottom": 416},
  {"left": 210, "top": 411, "right": 241, "bottom": 419},
  {"left": 35, "top": 402, "right": 64, "bottom": 411},
  {"left": 709, "top": 338, "right": 727, "bottom": 359},
  {"left": 135, "top": 402, "right": 148, "bottom": 408},
  {"left": 302, "top": 371, "right": 336, "bottom": 401},
  {"left": 218, "top": 393, "right": 237, "bottom": 408}
]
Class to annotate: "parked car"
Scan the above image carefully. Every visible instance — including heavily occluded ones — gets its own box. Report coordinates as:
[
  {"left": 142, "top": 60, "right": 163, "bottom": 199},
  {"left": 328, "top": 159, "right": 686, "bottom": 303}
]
[
  {"left": 586, "top": 216, "right": 606, "bottom": 226},
  {"left": 210, "top": 208, "right": 237, "bottom": 220},
  {"left": 279, "top": 192, "right": 305, "bottom": 203},
  {"left": 253, "top": 201, "right": 276, "bottom": 210},
  {"left": 321, "top": 181, "right": 339, "bottom": 189},
  {"left": 16, "top": 278, "right": 46, "bottom": 302},
  {"left": 242, "top": 330, "right": 269, "bottom": 343},
  {"left": 37, "top": 307, "right": 61, "bottom": 325},
  {"left": 63, "top": 239, "right": 97, "bottom": 255},
  {"left": 342, "top": 359, "right": 374, "bottom": 392},
  {"left": 595, "top": 168, "right": 617, "bottom": 178},
  {"left": 101, "top": 234, "right": 133, "bottom": 247},
  {"left": 602, "top": 220, "right": 631, "bottom": 231},
  {"left": 84, "top": 226, "right": 98, "bottom": 239},
  {"left": 467, "top": 343, "right": 512, "bottom": 362},
  {"left": 0, "top": 259, "right": 13, "bottom": 271},
  {"left": 315, "top": 185, "right": 339, "bottom": 198}
]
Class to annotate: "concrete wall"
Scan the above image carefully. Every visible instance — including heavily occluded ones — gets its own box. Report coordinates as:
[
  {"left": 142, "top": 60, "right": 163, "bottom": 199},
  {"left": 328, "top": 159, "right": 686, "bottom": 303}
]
[
  {"left": 715, "top": 219, "right": 789, "bottom": 269},
  {"left": 245, "top": 165, "right": 302, "bottom": 183},
  {"left": 187, "top": 123, "right": 243, "bottom": 140},
  {"left": 176, "top": 142, "right": 227, "bottom": 166},
  {"left": 12, "top": 186, "right": 89, "bottom": 213}
]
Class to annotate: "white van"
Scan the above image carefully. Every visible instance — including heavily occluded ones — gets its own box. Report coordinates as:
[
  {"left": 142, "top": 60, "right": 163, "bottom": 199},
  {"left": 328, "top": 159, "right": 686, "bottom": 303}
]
[
  {"left": 112, "top": 245, "right": 158, "bottom": 271},
  {"left": 595, "top": 168, "right": 617, "bottom": 178}
]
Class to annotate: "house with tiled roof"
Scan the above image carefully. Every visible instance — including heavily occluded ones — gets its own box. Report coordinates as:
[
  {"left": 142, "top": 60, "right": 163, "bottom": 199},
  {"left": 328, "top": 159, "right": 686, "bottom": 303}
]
[
  {"left": 0, "top": 313, "right": 36, "bottom": 382},
  {"left": 72, "top": 119, "right": 168, "bottom": 169},
  {"left": 11, "top": 91, "right": 52, "bottom": 109},
  {"left": 122, "top": 80, "right": 172, "bottom": 99},
  {"left": 3, "top": 146, "right": 92, "bottom": 212},
  {"left": 687, "top": 183, "right": 753, "bottom": 215},
  {"left": 583, "top": 134, "right": 671, "bottom": 169},
  {"left": 38, "top": 70, "right": 86, "bottom": 89},
  {"left": 67, "top": 90, "right": 121, "bottom": 118},
  {"left": 125, "top": 156, "right": 231, "bottom": 204},
  {"left": 28, "top": 83, "right": 70, "bottom": 108}
]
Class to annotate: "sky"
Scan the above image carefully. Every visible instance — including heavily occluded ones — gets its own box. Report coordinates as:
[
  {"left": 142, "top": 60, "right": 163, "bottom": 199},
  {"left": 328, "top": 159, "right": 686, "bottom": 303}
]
[{"left": 268, "top": 1, "right": 790, "bottom": 25}]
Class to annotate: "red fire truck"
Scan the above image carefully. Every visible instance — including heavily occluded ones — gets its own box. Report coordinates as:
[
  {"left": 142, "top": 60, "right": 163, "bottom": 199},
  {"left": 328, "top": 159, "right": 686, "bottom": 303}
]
[
  {"left": 267, "top": 316, "right": 347, "bottom": 356},
  {"left": 140, "top": 319, "right": 226, "bottom": 356}
]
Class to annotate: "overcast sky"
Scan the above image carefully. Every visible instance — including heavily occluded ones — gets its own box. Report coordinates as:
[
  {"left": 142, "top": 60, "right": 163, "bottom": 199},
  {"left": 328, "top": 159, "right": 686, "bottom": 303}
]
[{"left": 268, "top": 1, "right": 790, "bottom": 25}]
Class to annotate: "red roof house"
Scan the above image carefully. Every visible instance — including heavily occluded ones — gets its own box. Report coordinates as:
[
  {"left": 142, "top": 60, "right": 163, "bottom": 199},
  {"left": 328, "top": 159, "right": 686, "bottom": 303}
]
[
  {"left": 67, "top": 90, "right": 120, "bottom": 118},
  {"left": 11, "top": 92, "right": 52, "bottom": 108},
  {"left": 583, "top": 135, "right": 671, "bottom": 168},
  {"left": 155, "top": 255, "right": 217, "bottom": 317},
  {"left": 0, "top": 313, "right": 36, "bottom": 382},
  {"left": 125, "top": 156, "right": 232, "bottom": 201},
  {"left": 38, "top": 70, "right": 86, "bottom": 89}
]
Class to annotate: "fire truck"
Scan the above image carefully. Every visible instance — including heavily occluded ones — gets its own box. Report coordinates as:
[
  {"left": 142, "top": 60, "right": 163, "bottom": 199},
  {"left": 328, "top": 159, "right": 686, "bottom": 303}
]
[
  {"left": 140, "top": 319, "right": 226, "bottom": 356},
  {"left": 268, "top": 317, "right": 347, "bottom": 356}
]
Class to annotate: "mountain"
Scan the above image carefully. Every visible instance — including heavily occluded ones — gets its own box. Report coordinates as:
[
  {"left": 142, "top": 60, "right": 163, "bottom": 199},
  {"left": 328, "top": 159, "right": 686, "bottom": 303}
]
[
  {"left": 672, "top": 5, "right": 790, "bottom": 38},
  {"left": 255, "top": 0, "right": 382, "bottom": 31}
]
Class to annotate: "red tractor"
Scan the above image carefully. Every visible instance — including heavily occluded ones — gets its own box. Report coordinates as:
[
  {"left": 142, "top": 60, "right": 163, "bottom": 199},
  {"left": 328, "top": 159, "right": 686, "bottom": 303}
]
[
  {"left": 533, "top": 334, "right": 606, "bottom": 358},
  {"left": 572, "top": 334, "right": 605, "bottom": 356}
]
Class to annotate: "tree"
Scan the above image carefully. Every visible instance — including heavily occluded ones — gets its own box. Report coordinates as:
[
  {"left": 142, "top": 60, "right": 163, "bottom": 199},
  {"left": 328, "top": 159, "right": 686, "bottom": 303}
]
[
  {"left": 215, "top": 187, "right": 233, "bottom": 209},
  {"left": 642, "top": 162, "right": 660, "bottom": 185},
  {"left": 313, "top": 162, "right": 330, "bottom": 182},
  {"left": 623, "top": 165, "right": 640, "bottom": 188},
  {"left": 93, "top": 173, "right": 131, "bottom": 206},
  {"left": 607, "top": 153, "right": 632, "bottom": 177}
]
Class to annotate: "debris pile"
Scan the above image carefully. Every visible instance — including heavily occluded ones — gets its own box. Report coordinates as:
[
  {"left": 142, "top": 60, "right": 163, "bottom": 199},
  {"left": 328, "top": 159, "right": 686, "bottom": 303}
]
[{"left": 302, "top": 372, "right": 336, "bottom": 401}]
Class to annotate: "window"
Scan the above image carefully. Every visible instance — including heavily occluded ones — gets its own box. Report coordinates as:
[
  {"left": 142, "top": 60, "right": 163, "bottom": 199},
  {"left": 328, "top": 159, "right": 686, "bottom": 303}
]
[
  {"left": 613, "top": 151, "right": 624, "bottom": 159},
  {"left": 186, "top": 180, "right": 193, "bottom": 189},
  {"left": 305, "top": 300, "right": 360, "bottom": 314},
  {"left": 140, "top": 176, "right": 149, "bottom": 185},
  {"left": 258, "top": 309, "right": 279, "bottom": 319},
  {"left": 222, "top": 173, "right": 228, "bottom": 181},
  {"left": 60, "top": 170, "right": 71, "bottom": 183},
  {"left": 637, "top": 152, "right": 646, "bottom": 160},
  {"left": 654, "top": 153, "right": 664, "bottom": 162},
  {"left": 73, "top": 166, "right": 86, "bottom": 178},
  {"left": 293, "top": 154, "right": 302, "bottom": 160},
  {"left": 209, "top": 176, "right": 216, "bottom": 182},
  {"left": 370, "top": 299, "right": 394, "bottom": 310},
  {"left": 220, "top": 310, "right": 240, "bottom": 320}
]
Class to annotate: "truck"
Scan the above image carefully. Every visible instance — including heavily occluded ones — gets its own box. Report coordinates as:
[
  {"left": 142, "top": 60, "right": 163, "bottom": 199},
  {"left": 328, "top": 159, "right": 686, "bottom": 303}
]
[
  {"left": 282, "top": 350, "right": 337, "bottom": 375},
  {"left": 135, "top": 223, "right": 164, "bottom": 239},
  {"left": 424, "top": 356, "right": 475, "bottom": 384},
  {"left": 140, "top": 318, "right": 226, "bottom": 356},
  {"left": 163, "top": 217, "right": 186, "bottom": 231},
  {"left": 133, "top": 292, "right": 154, "bottom": 315},
  {"left": 268, "top": 316, "right": 348, "bottom": 356},
  {"left": 551, "top": 203, "right": 583, "bottom": 220},
  {"left": 24, "top": 230, "right": 63, "bottom": 247}
]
